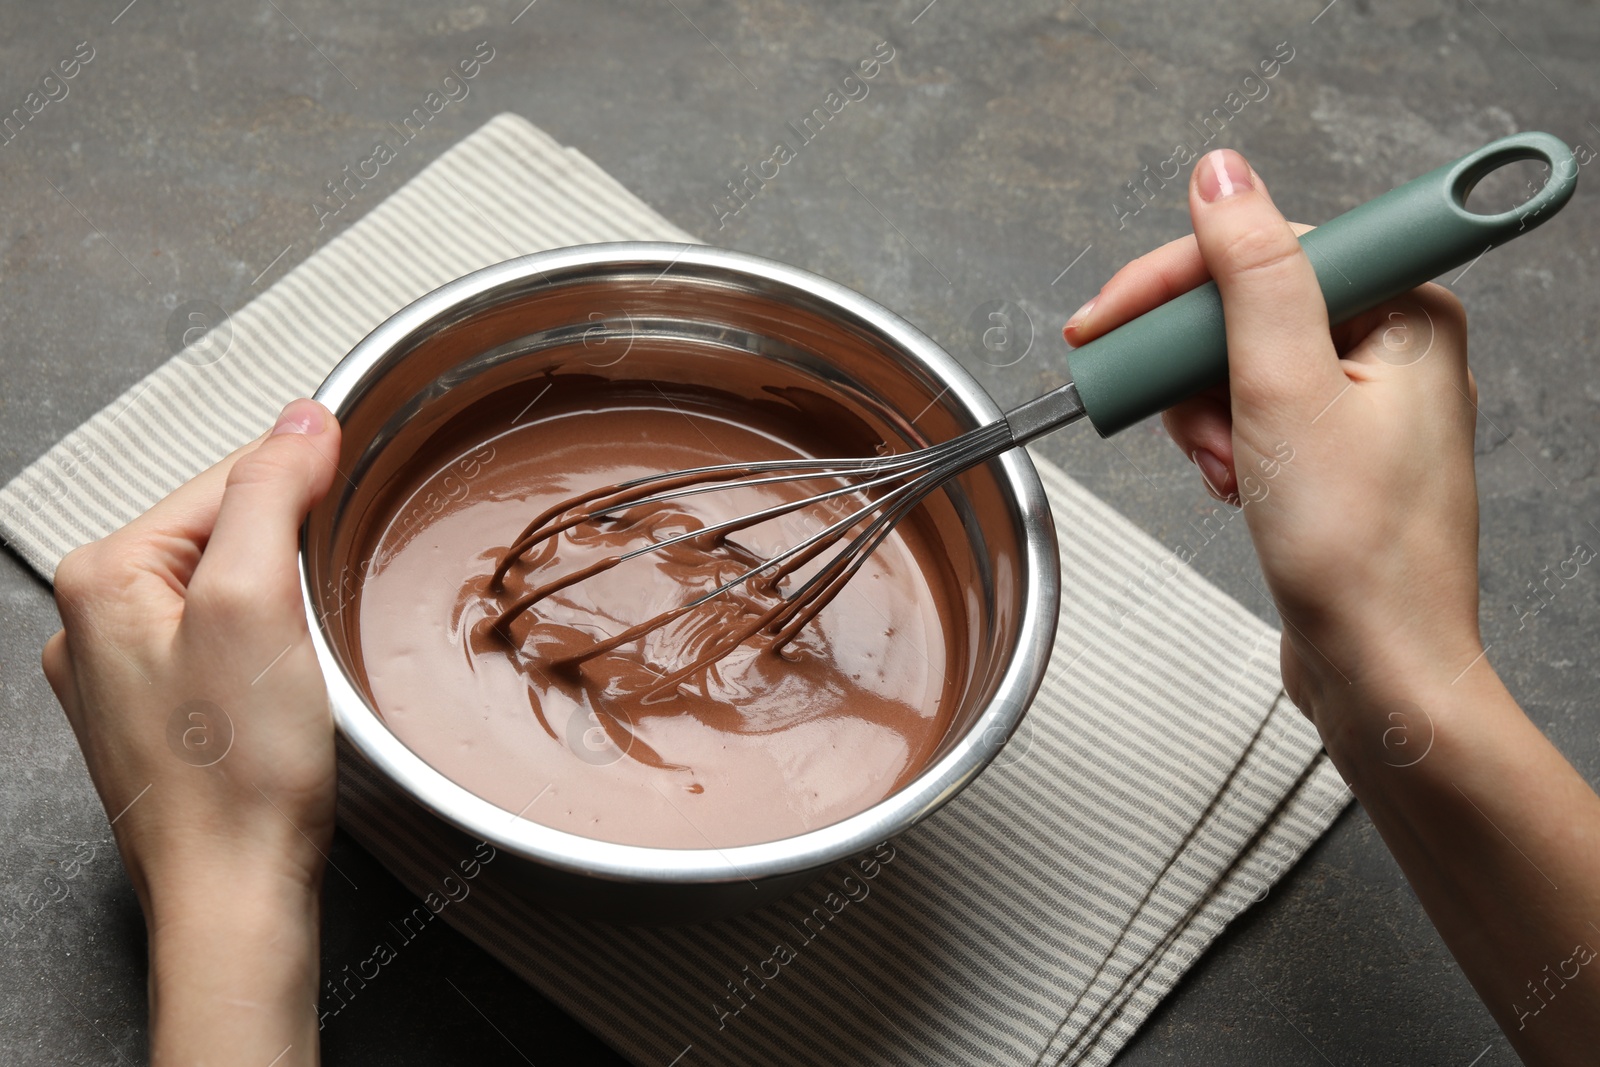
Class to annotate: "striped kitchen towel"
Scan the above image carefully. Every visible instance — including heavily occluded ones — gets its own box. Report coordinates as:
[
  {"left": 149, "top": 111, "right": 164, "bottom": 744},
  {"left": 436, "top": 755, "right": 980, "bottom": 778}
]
[{"left": 0, "top": 113, "right": 1349, "bottom": 1066}]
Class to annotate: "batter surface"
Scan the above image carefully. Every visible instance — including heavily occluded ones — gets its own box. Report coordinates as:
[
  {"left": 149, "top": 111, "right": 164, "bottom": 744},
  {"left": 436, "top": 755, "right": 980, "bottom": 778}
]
[{"left": 356, "top": 375, "right": 963, "bottom": 849}]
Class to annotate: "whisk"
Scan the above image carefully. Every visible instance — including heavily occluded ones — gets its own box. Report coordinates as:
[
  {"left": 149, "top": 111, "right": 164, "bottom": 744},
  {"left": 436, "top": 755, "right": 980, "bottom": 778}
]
[
  {"left": 485, "top": 383, "right": 1084, "bottom": 676},
  {"left": 484, "top": 131, "right": 1576, "bottom": 675}
]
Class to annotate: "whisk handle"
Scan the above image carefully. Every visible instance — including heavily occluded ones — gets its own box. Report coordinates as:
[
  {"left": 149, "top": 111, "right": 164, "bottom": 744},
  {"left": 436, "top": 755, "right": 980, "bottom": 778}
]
[{"left": 1064, "top": 131, "right": 1578, "bottom": 437}]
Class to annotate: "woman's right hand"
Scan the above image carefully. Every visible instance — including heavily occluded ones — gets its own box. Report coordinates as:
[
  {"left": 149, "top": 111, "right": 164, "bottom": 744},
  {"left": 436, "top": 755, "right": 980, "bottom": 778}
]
[
  {"left": 1065, "top": 148, "right": 1486, "bottom": 742},
  {"left": 1069, "top": 150, "right": 1600, "bottom": 1060}
]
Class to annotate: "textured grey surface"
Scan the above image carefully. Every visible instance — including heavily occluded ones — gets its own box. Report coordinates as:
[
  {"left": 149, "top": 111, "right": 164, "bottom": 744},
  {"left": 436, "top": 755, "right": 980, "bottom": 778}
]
[{"left": 1, "top": 1, "right": 1595, "bottom": 1063}]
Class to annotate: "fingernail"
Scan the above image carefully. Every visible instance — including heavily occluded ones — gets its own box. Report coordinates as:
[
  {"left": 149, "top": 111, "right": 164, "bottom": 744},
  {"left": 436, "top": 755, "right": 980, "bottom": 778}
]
[
  {"left": 1197, "top": 149, "right": 1254, "bottom": 203},
  {"left": 1191, "top": 449, "right": 1233, "bottom": 502},
  {"left": 1064, "top": 297, "right": 1096, "bottom": 338},
  {"left": 272, "top": 398, "right": 325, "bottom": 437}
]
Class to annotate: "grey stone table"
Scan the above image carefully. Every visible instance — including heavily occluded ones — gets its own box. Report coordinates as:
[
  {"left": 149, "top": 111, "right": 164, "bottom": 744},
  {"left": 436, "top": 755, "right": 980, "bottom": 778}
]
[{"left": 2, "top": 1, "right": 1595, "bottom": 1063}]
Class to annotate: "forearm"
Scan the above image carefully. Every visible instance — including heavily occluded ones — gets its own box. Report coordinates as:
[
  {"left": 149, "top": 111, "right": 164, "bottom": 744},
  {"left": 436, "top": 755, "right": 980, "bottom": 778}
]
[
  {"left": 145, "top": 862, "right": 323, "bottom": 1066},
  {"left": 1320, "top": 666, "right": 1600, "bottom": 1063}
]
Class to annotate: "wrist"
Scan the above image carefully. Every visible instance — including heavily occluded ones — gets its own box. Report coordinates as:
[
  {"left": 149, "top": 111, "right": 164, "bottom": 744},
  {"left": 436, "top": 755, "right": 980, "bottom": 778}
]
[
  {"left": 145, "top": 848, "right": 323, "bottom": 933},
  {"left": 118, "top": 798, "right": 330, "bottom": 915},
  {"left": 1289, "top": 608, "right": 1486, "bottom": 734},
  {"left": 1311, "top": 658, "right": 1516, "bottom": 783}
]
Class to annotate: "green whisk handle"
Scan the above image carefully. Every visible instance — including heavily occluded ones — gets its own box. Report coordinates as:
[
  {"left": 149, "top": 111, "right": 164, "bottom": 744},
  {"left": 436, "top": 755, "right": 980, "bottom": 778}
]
[{"left": 1065, "top": 131, "right": 1579, "bottom": 437}]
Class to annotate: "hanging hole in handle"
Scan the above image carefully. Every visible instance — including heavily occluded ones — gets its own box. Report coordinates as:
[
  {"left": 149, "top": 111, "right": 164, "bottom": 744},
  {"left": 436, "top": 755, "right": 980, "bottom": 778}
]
[{"left": 1457, "top": 153, "right": 1553, "bottom": 215}]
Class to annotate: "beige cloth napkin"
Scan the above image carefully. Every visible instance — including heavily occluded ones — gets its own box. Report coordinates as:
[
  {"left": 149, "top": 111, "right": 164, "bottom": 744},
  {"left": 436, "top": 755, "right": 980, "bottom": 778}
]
[{"left": 0, "top": 113, "right": 1349, "bottom": 1066}]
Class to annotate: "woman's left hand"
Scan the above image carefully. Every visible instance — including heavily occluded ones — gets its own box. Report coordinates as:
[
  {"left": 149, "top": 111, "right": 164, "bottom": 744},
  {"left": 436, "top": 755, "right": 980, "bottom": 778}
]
[{"left": 42, "top": 397, "right": 342, "bottom": 1066}]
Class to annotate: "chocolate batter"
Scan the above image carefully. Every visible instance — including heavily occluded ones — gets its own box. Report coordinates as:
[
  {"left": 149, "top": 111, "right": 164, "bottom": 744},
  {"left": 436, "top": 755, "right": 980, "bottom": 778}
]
[{"left": 355, "top": 373, "right": 965, "bottom": 849}]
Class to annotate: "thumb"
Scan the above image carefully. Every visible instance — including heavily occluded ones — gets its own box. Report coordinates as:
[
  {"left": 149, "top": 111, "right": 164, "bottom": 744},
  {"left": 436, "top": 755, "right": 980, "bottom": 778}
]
[
  {"left": 185, "top": 398, "right": 343, "bottom": 631},
  {"left": 1188, "top": 149, "right": 1346, "bottom": 431}
]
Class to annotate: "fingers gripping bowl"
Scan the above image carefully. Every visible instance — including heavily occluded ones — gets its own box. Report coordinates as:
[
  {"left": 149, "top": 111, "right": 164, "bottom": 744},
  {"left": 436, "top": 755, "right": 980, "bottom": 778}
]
[{"left": 299, "top": 244, "right": 1058, "bottom": 921}]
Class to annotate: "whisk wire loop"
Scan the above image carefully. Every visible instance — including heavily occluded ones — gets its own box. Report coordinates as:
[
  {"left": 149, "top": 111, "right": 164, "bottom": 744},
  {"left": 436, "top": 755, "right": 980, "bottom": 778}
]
[{"left": 487, "top": 413, "right": 1026, "bottom": 689}]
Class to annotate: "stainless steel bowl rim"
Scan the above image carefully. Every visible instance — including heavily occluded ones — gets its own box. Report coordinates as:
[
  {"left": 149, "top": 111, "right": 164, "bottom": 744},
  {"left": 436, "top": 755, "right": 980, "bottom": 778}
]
[{"left": 301, "top": 241, "right": 1059, "bottom": 885}]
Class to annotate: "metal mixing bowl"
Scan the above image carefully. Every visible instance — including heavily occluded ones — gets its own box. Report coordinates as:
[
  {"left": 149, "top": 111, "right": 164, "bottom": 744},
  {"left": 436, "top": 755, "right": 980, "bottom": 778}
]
[{"left": 299, "top": 243, "right": 1059, "bottom": 922}]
